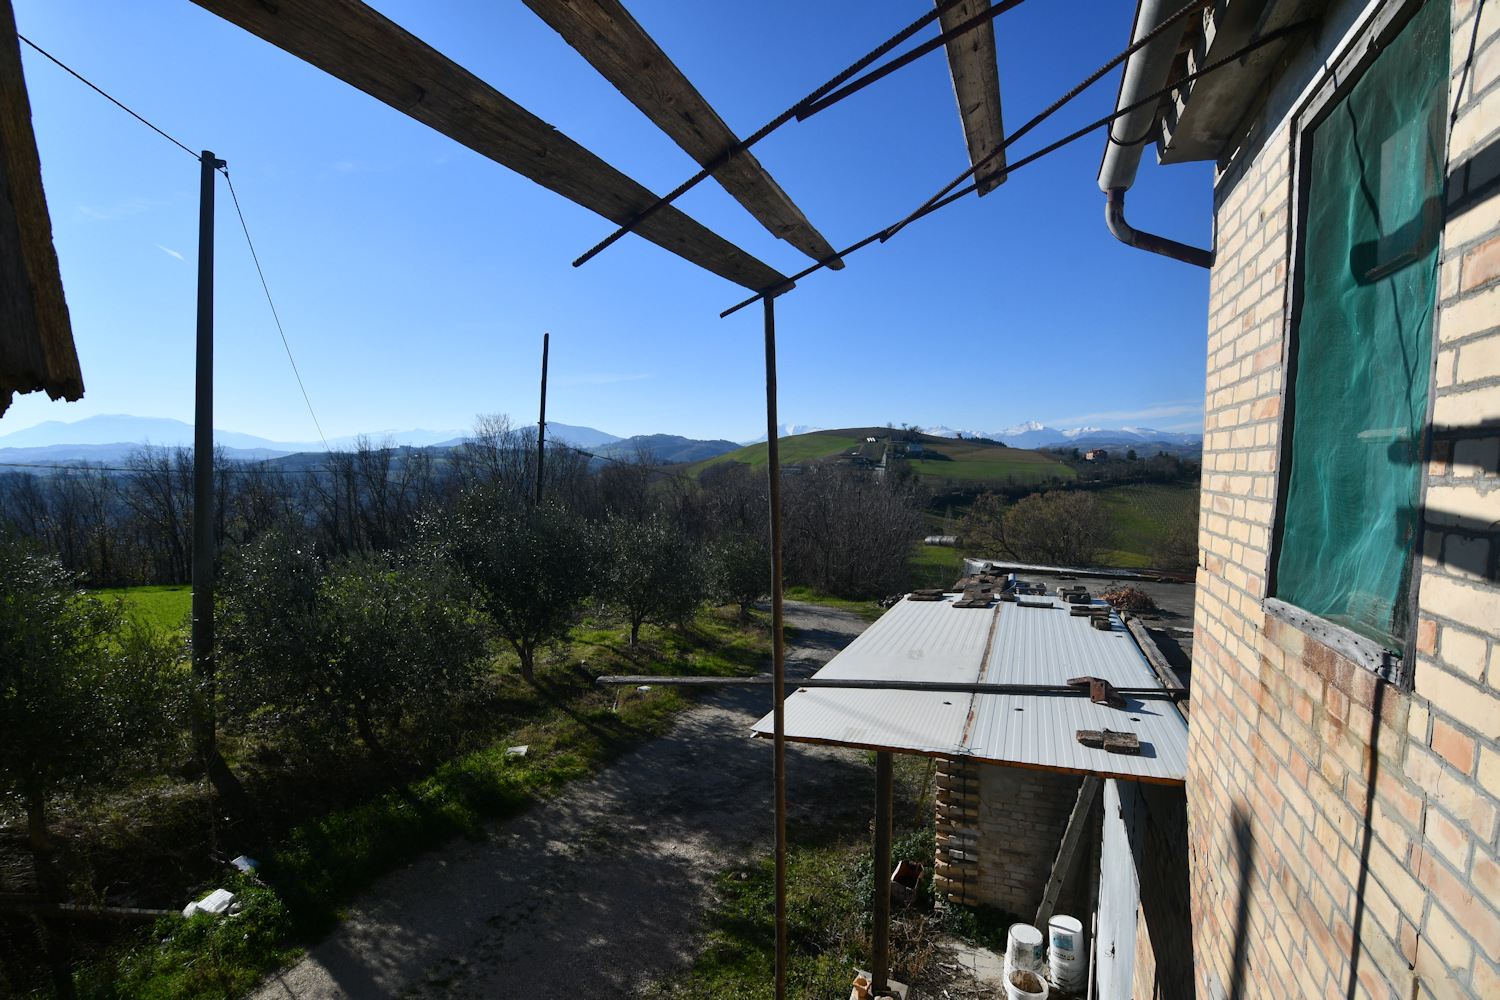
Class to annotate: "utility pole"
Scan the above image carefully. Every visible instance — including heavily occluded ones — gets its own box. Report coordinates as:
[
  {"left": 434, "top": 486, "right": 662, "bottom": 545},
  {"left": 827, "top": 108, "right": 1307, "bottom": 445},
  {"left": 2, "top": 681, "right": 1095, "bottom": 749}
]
[
  {"left": 535, "top": 332, "right": 549, "bottom": 505},
  {"left": 191, "top": 150, "right": 224, "bottom": 772}
]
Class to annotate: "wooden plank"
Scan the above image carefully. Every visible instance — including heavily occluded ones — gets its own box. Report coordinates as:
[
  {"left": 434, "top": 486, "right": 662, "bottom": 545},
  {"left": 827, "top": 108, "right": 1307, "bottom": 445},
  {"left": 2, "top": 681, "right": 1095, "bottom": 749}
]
[
  {"left": 189, "top": 0, "right": 789, "bottom": 292},
  {"left": 1125, "top": 616, "right": 1185, "bottom": 690},
  {"left": 1034, "top": 774, "right": 1100, "bottom": 930},
  {"left": 936, "top": 0, "right": 1006, "bottom": 195},
  {"left": 523, "top": 0, "right": 843, "bottom": 269},
  {"left": 0, "top": 0, "right": 81, "bottom": 415}
]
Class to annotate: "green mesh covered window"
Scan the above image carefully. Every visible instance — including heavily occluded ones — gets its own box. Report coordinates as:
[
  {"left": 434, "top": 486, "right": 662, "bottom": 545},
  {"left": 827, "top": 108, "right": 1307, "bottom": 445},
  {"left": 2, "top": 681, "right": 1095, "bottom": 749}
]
[{"left": 1274, "top": 0, "right": 1449, "bottom": 653}]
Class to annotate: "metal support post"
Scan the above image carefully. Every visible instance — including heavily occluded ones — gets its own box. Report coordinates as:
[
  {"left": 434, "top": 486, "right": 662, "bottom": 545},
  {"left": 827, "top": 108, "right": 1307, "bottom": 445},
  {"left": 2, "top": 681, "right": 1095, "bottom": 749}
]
[
  {"left": 535, "top": 332, "right": 549, "bottom": 505},
  {"left": 191, "top": 150, "right": 223, "bottom": 768},
  {"left": 873, "top": 750, "right": 894, "bottom": 994},
  {"left": 763, "top": 295, "right": 787, "bottom": 1000}
]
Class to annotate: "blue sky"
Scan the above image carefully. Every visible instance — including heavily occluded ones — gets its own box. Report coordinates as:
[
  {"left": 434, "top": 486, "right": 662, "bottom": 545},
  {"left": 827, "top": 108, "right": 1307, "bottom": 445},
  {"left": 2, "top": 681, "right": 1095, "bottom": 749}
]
[{"left": 4, "top": 0, "right": 1213, "bottom": 443}]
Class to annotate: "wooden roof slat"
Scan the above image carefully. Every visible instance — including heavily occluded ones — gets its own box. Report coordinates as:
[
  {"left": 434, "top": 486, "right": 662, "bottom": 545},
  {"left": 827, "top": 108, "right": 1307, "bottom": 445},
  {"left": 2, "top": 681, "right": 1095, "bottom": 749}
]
[
  {"left": 522, "top": 0, "right": 843, "bottom": 270},
  {"left": 936, "top": 0, "right": 1007, "bottom": 195},
  {"left": 0, "top": 0, "right": 82, "bottom": 415},
  {"left": 189, "top": 0, "right": 790, "bottom": 292}
]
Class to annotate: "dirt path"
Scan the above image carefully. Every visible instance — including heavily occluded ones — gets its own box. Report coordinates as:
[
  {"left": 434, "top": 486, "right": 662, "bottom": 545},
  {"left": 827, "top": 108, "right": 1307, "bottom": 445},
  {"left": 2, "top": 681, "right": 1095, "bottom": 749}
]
[{"left": 251, "top": 601, "right": 871, "bottom": 1000}]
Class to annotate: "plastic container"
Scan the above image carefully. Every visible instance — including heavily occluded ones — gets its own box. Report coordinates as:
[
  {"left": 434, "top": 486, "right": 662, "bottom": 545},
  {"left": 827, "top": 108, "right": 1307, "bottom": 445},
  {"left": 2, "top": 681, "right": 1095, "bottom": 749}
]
[
  {"left": 1047, "top": 914, "right": 1086, "bottom": 991},
  {"left": 1005, "top": 968, "right": 1049, "bottom": 1000},
  {"left": 1006, "top": 922, "right": 1045, "bottom": 975}
]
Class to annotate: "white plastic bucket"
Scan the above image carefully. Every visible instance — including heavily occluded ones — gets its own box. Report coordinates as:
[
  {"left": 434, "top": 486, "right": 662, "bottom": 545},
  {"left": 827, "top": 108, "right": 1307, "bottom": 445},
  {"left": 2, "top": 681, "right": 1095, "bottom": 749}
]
[
  {"left": 1006, "top": 922, "right": 1045, "bottom": 975},
  {"left": 1047, "top": 914, "right": 1086, "bottom": 991},
  {"left": 1005, "top": 968, "right": 1050, "bottom": 1000}
]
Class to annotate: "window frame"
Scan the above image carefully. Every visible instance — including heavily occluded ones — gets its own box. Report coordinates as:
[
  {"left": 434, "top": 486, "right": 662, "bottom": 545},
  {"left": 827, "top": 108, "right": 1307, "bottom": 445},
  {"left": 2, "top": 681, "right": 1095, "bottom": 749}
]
[{"left": 1263, "top": 0, "right": 1446, "bottom": 688}]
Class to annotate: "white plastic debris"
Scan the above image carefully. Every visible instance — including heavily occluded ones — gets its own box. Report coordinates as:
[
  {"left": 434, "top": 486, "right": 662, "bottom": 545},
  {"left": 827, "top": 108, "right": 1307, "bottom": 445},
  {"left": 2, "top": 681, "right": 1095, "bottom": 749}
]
[
  {"left": 229, "top": 855, "right": 259, "bottom": 874},
  {"left": 636, "top": 685, "right": 652, "bottom": 692},
  {"left": 505, "top": 745, "right": 529, "bottom": 757},
  {"left": 182, "top": 888, "right": 238, "bottom": 919}
]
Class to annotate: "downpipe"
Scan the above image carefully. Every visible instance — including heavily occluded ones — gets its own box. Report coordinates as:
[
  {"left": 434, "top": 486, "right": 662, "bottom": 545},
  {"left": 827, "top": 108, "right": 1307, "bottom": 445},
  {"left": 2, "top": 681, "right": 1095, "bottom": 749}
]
[{"left": 1105, "top": 188, "right": 1213, "bottom": 268}]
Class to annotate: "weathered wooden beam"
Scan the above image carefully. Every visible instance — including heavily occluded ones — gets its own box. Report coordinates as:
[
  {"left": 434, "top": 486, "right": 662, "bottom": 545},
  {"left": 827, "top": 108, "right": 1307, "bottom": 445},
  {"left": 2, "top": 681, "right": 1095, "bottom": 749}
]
[
  {"left": 189, "top": 0, "right": 789, "bottom": 292},
  {"left": 935, "top": 0, "right": 1007, "bottom": 195},
  {"left": 1126, "top": 617, "right": 1186, "bottom": 690},
  {"left": 0, "top": 901, "right": 177, "bottom": 922},
  {"left": 523, "top": 0, "right": 843, "bottom": 270},
  {"left": 0, "top": 0, "right": 81, "bottom": 415},
  {"left": 1035, "top": 774, "right": 1100, "bottom": 929}
]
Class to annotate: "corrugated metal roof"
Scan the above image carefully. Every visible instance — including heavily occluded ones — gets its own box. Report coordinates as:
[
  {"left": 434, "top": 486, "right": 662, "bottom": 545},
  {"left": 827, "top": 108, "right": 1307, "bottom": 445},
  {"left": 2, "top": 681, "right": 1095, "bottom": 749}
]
[{"left": 751, "top": 592, "right": 1188, "bottom": 784}]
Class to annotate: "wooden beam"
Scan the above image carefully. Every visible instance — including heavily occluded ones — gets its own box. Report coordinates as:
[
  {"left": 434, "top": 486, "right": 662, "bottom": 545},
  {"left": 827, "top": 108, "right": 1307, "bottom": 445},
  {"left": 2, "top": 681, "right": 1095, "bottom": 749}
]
[
  {"left": 189, "top": 0, "right": 789, "bottom": 292},
  {"left": 1126, "top": 617, "right": 1186, "bottom": 691},
  {"left": 0, "top": 0, "right": 81, "bottom": 415},
  {"left": 936, "top": 0, "right": 1007, "bottom": 195},
  {"left": 1035, "top": 774, "right": 1100, "bottom": 930},
  {"left": 522, "top": 0, "right": 843, "bottom": 270}
]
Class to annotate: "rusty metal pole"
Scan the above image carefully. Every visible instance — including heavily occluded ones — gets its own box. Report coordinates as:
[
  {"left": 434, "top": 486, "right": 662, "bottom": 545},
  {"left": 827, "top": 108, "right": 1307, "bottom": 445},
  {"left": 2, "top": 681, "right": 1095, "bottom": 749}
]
[
  {"left": 535, "top": 332, "right": 549, "bottom": 505},
  {"left": 873, "top": 750, "right": 894, "bottom": 994},
  {"left": 763, "top": 294, "right": 787, "bottom": 1000}
]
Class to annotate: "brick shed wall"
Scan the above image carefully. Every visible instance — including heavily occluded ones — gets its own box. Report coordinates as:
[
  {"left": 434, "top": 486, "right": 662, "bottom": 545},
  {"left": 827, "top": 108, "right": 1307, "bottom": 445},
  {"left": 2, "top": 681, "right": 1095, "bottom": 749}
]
[
  {"left": 934, "top": 757, "right": 1089, "bottom": 917},
  {"left": 1187, "top": 1, "right": 1500, "bottom": 999}
]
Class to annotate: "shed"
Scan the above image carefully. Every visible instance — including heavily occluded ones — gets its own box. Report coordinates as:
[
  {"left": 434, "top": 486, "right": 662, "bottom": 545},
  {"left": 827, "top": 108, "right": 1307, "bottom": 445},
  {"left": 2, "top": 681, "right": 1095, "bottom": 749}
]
[{"left": 750, "top": 585, "right": 1188, "bottom": 920}]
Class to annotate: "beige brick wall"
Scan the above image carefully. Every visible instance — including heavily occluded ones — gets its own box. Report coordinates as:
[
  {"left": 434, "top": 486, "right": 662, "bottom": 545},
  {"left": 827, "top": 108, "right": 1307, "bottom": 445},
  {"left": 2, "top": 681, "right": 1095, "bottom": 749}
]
[
  {"left": 933, "top": 757, "right": 1087, "bottom": 917},
  {"left": 1187, "top": 2, "right": 1500, "bottom": 999}
]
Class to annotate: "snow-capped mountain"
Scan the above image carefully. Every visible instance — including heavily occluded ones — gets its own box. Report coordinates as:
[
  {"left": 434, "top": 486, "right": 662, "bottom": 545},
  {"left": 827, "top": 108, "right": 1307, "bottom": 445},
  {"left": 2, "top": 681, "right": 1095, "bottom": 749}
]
[{"left": 942, "top": 421, "right": 1202, "bottom": 449}]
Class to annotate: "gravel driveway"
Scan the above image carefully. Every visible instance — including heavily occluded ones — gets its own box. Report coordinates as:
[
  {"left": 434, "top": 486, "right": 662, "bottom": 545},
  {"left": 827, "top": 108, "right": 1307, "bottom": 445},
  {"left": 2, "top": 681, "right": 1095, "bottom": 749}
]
[{"left": 251, "top": 600, "right": 872, "bottom": 1000}]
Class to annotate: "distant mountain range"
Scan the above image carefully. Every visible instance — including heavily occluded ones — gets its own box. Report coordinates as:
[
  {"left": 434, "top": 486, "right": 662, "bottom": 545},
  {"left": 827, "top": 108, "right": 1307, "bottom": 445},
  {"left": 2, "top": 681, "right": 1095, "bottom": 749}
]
[
  {"left": 924, "top": 421, "right": 1201, "bottom": 450},
  {"left": 0, "top": 413, "right": 1201, "bottom": 467},
  {"left": 0, "top": 414, "right": 622, "bottom": 464}
]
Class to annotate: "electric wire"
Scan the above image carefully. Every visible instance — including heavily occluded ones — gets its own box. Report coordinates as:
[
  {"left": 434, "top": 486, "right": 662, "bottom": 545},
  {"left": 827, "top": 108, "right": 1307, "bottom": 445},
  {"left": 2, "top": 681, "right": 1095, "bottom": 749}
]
[
  {"left": 720, "top": 16, "right": 1313, "bottom": 318},
  {"left": 15, "top": 32, "right": 199, "bottom": 160},
  {"left": 13, "top": 31, "right": 333, "bottom": 456},
  {"left": 880, "top": 0, "right": 1215, "bottom": 242},
  {"left": 570, "top": 0, "right": 979, "bottom": 269},
  {"left": 221, "top": 168, "right": 332, "bottom": 454}
]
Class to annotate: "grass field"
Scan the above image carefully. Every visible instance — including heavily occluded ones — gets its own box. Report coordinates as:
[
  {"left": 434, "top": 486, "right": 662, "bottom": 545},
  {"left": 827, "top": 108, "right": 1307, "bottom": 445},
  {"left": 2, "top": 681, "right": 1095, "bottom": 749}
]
[
  {"left": 1096, "top": 482, "right": 1200, "bottom": 567},
  {"left": 909, "top": 543, "right": 963, "bottom": 590},
  {"left": 691, "top": 431, "right": 866, "bottom": 474},
  {"left": 92, "top": 584, "right": 193, "bottom": 632},
  {"left": 690, "top": 429, "right": 1072, "bottom": 487}
]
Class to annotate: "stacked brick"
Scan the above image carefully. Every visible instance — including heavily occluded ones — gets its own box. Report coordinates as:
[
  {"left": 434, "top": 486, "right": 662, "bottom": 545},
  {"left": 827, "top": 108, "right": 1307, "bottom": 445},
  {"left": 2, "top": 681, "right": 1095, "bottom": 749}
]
[
  {"left": 1185, "top": 3, "right": 1500, "bottom": 999},
  {"left": 934, "top": 757, "right": 984, "bottom": 907},
  {"left": 934, "top": 757, "right": 1084, "bottom": 915}
]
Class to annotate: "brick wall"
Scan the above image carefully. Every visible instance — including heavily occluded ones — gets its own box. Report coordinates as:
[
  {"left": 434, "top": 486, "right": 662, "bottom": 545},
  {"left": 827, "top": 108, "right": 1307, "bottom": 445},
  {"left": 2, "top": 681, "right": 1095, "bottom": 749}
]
[
  {"left": 933, "top": 758, "right": 1088, "bottom": 917},
  {"left": 1186, "top": 2, "right": 1500, "bottom": 999}
]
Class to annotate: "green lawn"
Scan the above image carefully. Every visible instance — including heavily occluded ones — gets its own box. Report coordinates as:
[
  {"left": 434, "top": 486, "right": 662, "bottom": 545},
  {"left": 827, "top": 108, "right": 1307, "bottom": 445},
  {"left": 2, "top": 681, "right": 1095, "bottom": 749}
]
[
  {"left": 909, "top": 543, "right": 963, "bottom": 590},
  {"left": 92, "top": 585, "right": 193, "bottom": 633}
]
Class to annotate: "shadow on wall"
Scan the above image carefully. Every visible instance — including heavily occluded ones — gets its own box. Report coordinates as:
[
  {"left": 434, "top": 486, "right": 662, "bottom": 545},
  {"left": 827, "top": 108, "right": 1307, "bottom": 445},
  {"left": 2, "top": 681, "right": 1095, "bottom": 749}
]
[{"left": 1228, "top": 806, "right": 1254, "bottom": 1000}]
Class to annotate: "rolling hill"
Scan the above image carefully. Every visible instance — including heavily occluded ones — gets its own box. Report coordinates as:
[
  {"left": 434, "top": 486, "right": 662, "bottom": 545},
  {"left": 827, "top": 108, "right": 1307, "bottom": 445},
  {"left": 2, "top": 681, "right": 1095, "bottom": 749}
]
[{"left": 687, "top": 428, "right": 1073, "bottom": 485}]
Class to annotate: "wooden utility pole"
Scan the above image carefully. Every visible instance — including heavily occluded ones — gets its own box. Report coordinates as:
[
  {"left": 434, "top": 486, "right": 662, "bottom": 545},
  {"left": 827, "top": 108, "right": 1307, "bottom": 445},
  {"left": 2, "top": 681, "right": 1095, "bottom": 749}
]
[
  {"left": 191, "top": 150, "right": 223, "bottom": 770},
  {"left": 535, "top": 332, "right": 549, "bottom": 505}
]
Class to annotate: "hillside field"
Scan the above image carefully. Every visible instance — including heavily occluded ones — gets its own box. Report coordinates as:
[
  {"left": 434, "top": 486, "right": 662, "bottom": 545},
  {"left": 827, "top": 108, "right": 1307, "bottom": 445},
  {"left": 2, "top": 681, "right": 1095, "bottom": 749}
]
[
  {"left": 1095, "top": 481, "right": 1200, "bottom": 567},
  {"left": 690, "top": 429, "right": 1071, "bottom": 485}
]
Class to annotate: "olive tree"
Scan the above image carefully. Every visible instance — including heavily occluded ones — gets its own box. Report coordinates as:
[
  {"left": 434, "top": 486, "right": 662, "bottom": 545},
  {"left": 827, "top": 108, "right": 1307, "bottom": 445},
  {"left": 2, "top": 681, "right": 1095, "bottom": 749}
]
[
  {"left": 436, "top": 487, "right": 596, "bottom": 681},
  {"left": 599, "top": 514, "right": 703, "bottom": 644},
  {"left": 218, "top": 527, "right": 486, "bottom": 755},
  {"left": 0, "top": 532, "right": 181, "bottom": 997},
  {"left": 710, "top": 536, "right": 770, "bottom": 617}
]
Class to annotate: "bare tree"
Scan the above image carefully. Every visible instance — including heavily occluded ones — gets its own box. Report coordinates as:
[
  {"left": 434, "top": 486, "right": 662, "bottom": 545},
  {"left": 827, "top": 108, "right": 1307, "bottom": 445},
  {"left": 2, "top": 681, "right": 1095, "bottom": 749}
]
[{"left": 781, "top": 465, "right": 926, "bottom": 597}]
